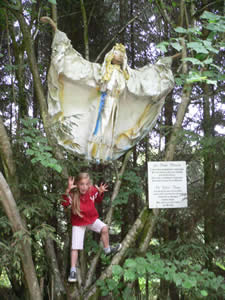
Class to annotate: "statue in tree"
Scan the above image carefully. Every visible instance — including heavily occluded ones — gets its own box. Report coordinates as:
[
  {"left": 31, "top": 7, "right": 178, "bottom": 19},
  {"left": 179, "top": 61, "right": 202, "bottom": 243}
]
[{"left": 41, "top": 17, "right": 175, "bottom": 162}]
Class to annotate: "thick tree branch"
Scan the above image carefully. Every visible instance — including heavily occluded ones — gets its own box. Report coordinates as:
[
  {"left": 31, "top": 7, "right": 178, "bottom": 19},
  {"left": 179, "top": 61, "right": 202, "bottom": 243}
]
[
  {"left": 85, "top": 207, "right": 150, "bottom": 299},
  {"left": 45, "top": 238, "right": 67, "bottom": 299},
  {"left": 0, "top": 117, "right": 18, "bottom": 190},
  {"left": 105, "top": 149, "right": 132, "bottom": 224},
  {"left": 165, "top": 40, "right": 191, "bottom": 161},
  {"left": 138, "top": 209, "right": 159, "bottom": 253}
]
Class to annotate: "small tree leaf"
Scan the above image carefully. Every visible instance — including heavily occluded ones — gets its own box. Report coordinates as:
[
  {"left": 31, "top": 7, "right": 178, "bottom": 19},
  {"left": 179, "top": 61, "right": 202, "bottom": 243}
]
[
  {"left": 174, "top": 27, "right": 187, "bottom": 33},
  {"left": 171, "top": 42, "right": 182, "bottom": 51},
  {"left": 187, "top": 42, "right": 209, "bottom": 54},
  {"left": 48, "top": 0, "right": 57, "bottom": 4},
  {"left": 200, "top": 290, "right": 208, "bottom": 297},
  {"left": 200, "top": 11, "right": 220, "bottom": 21}
]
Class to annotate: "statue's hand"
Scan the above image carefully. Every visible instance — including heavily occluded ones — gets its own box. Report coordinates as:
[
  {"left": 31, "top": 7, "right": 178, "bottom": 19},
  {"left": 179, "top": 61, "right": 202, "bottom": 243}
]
[{"left": 40, "top": 16, "right": 57, "bottom": 31}]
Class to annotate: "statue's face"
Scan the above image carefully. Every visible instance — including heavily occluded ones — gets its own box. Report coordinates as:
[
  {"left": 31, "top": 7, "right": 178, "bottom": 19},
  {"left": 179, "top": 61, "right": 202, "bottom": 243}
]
[{"left": 112, "top": 50, "right": 124, "bottom": 65}]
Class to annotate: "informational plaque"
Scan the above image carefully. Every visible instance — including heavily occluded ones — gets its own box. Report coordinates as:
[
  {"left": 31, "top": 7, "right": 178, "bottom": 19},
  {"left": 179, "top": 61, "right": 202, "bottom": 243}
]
[{"left": 148, "top": 161, "right": 187, "bottom": 208}]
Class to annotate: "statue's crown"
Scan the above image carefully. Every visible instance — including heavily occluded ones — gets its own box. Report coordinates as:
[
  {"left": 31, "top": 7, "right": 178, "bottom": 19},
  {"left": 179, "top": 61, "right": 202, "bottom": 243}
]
[{"left": 114, "top": 43, "right": 126, "bottom": 53}]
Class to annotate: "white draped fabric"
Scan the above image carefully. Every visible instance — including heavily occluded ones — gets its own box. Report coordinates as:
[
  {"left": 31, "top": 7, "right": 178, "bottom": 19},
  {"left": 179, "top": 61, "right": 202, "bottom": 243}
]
[{"left": 47, "top": 30, "right": 174, "bottom": 162}]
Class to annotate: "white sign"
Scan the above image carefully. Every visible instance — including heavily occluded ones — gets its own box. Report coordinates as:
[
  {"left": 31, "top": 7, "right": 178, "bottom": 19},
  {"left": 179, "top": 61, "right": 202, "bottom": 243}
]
[{"left": 148, "top": 161, "right": 187, "bottom": 209}]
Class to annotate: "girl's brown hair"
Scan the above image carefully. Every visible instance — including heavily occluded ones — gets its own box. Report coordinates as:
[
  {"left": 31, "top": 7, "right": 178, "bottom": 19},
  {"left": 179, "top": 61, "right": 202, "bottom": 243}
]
[{"left": 71, "top": 173, "right": 90, "bottom": 217}]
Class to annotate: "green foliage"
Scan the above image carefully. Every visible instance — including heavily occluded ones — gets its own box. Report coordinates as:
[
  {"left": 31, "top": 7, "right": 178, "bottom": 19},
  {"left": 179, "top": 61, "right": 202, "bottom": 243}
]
[
  {"left": 98, "top": 253, "right": 225, "bottom": 299},
  {"left": 48, "top": 0, "right": 57, "bottom": 4},
  {"left": 157, "top": 11, "right": 224, "bottom": 86},
  {"left": 0, "top": 269, "right": 11, "bottom": 288},
  {"left": 113, "top": 169, "right": 143, "bottom": 206},
  {"left": 20, "top": 118, "right": 62, "bottom": 173}
]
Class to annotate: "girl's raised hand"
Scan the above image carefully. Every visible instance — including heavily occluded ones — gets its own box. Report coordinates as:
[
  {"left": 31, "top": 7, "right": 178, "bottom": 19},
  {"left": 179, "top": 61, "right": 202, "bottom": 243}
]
[
  {"left": 67, "top": 176, "right": 77, "bottom": 192},
  {"left": 95, "top": 183, "right": 108, "bottom": 194}
]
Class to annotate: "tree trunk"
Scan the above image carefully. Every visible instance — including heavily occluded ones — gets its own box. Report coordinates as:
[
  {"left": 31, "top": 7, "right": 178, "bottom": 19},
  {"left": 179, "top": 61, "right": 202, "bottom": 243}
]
[
  {"left": 45, "top": 238, "right": 67, "bottom": 300},
  {"left": 0, "top": 173, "right": 42, "bottom": 300},
  {"left": 203, "top": 84, "right": 215, "bottom": 270}
]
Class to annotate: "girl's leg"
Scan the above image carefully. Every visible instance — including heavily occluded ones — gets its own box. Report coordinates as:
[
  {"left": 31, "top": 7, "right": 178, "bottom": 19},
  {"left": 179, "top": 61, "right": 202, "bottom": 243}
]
[
  {"left": 70, "top": 226, "right": 85, "bottom": 269},
  {"left": 101, "top": 225, "right": 121, "bottom": 255},
  {"left": 69, "top": 226, "right": 85, "bottom": 282},
  {"left": 101, "top": 226, "right": 109, "bottom": 248},
  {"left": 71, "top": 249, "right": 78, "bottom": 268},
  {"left": 88, "top": 219, "right": 121, "bottom": 255}
]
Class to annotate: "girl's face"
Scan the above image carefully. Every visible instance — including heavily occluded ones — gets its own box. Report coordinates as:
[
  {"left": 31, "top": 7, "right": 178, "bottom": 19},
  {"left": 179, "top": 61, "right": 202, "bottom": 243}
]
[{"left": 77, "top": 178, "right": 90, "bottom": 195}]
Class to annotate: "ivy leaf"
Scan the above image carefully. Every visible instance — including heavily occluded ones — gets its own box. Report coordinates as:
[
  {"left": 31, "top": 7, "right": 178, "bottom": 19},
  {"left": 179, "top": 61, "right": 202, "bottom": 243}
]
[
  {"left": 112, "top": 265, "right": 124, "bottom": 277},
  {"left": 200, "top": 11, "right": 220, "bottom": 21},
  {"left": 26, "top": 149, "right": 34, "bottom": 155},
  {"left": 210, "top": 64, "right": 221, "bottom": 71},
  {"left": 187, "top": 42, "right": 209, "bottom": 54},
  {"left": 48, "top": 0, "right": 57, "bottom": 4},
  {"left": 156, "top": 42, "right": 169, "bottom": 53},
  {"left": 203, "top": 40, "right": 219, "bottom": 54},
  {"left": 200, "top": 290, "right": 208, "bottom": 297},
  {"left": 106, "top": 279, "right": 117, "bottom": 291},
  {"left": 203, "top": 57, "right": 213, "bottom": 64},
  {"left": 206, "top": 79, "right": 217, "bottom": 86},
  {"left": 206, "top": 23, "right": 225, "bottom": 33},
  {"left": 124, "top": 258, "right": 137, "bottom": 268},
  {"left": 183, "top": 279, "right": 196, "bottom": 289},
  {"left": 52, "top": 164, "right": 62, "bottom": 173},
  {"left": 186, "top": 71, "right": 207, "bottom": 83},
  {"left": 182, "top": 57, "right": 204, "bottom": 66},
  {"left": 124, "top": 269, "right": 136, "bottom": 281},
  {"left": 171, "top": 42, "right": 182, "bottom": 51},
  {"left": 187, "top": 27, "right": 202, "bottom": 35},
  {"left": 174, "top": 27, "right": 187, "bottom": 33},
  {"left": 175, "top": 77, "right": 184, "bottom": 86}
]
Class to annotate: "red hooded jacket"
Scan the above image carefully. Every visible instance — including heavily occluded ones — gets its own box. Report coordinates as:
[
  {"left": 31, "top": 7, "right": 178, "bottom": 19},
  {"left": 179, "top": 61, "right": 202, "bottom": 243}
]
[{"left": 62, "top": 186, "right": 104, "bottom": 226}]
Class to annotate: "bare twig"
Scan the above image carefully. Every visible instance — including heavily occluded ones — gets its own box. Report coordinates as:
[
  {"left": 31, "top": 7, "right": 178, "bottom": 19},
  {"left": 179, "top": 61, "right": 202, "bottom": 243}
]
[
  {"left": 156, "top": 0, "right": 173, "bottom": 26},
  {"left": 32, "top": 8, "right": 42, "bottom": 40},
  {"left": 80, "top": 0, "right": 89, "bottom": 60},
  {"left": 58, "top": 11, "right": 80, "bottom": 19},
  {"left": 40, "top": 16, "right": 57, "bottom": 31},
  {"left": 88, "top": 0, "right": 97, "bottom": 26}
]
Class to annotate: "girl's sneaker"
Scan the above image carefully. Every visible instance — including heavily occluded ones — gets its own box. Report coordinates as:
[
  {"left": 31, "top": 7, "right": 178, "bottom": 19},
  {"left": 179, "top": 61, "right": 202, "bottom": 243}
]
[
  {"left": 68, "top": 271, "right": 77, "bottom": 283},
  {"left": 106, "top": 243, "right": 122, "bottom": 256}
]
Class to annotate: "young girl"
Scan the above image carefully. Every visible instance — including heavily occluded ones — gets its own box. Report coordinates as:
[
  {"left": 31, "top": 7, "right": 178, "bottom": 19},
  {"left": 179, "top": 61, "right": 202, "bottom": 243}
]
[{"left": 62, "top": 173, "right": 122, "bottom": 282}]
